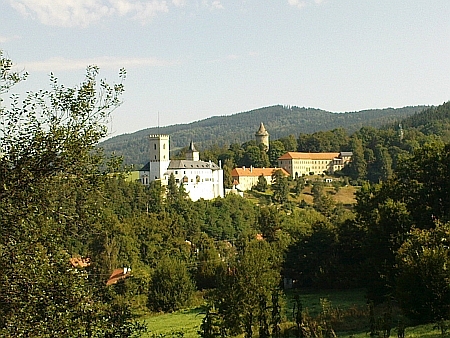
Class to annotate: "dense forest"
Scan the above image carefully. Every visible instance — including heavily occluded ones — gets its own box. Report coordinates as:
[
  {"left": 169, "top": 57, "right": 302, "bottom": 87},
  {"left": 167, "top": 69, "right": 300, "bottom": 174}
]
[
  {"left": 99, "top": 105, "right": 427, "bottom": 166},
  {"left": 3, "top": 50, "right": 450, "bottom": 337}
]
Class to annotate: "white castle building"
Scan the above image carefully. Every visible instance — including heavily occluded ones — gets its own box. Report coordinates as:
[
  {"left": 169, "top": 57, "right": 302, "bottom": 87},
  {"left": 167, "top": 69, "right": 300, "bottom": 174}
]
[{"left": 139, "top": 135, "right": 224, "bottom": 201}]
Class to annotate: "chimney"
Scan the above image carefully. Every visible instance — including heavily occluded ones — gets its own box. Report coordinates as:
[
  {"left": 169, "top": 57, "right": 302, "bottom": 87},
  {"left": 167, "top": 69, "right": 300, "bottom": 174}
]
[{"left": 250, "top": 165, "right": 253, "bottom": 173}]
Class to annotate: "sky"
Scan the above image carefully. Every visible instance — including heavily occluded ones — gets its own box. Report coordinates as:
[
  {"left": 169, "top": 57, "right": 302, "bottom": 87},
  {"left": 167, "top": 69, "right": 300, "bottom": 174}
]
[{"left": 1, "top": 0, "right": 450, "bottom": 137}]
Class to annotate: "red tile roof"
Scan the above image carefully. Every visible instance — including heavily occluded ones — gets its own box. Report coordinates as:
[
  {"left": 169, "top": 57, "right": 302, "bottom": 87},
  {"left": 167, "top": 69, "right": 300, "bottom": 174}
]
[
  {"left": 277, "top": 152, "right": 340, "bottom": 160},
  {"left": 231, "top": 167, "right": 289, "bottom": 177},
  {"left": 70, "top": 257, "right": 91, "bottom": 268},
  {"left": 106, "top": 268, "right": 132, "bottom": 286}
]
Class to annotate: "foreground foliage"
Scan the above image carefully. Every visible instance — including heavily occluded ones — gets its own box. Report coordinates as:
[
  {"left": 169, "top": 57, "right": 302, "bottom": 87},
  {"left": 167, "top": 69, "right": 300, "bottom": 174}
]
[{"left": 0, "top": 51, "right": 144, "bottom": 336}]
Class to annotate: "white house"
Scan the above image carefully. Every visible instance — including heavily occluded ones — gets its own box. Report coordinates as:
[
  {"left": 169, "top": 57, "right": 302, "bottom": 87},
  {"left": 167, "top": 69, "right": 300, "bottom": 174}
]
[{"left": 139, "top": 135, "right": 224, "bottom": 201}]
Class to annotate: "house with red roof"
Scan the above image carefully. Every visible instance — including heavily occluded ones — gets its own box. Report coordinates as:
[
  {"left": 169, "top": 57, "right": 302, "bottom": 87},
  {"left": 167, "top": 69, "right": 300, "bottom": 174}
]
[{"left": 231, "top": 166, "right": 289, "bottom": 191}]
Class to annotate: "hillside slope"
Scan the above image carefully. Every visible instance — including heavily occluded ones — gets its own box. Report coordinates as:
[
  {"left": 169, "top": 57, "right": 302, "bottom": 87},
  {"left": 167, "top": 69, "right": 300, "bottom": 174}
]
[
  {"left": 100, "top": 105, "right": 427, "bottom": 165},
  {"left": 400, "top": 101, "right": 450, "bottom": 140}
]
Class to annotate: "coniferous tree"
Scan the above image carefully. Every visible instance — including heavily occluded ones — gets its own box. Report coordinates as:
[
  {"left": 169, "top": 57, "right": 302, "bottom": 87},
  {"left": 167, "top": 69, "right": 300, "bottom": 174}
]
[
  {"left": 223, "top": 158, "right": 234, "bottom": 189},
  {"left": 344, "top": 136, "right": 367, "bottom": 182},
  {"left": 271, "top": 170, "right": 289, "bottom": 203},
  {"left": 294, "top": 176, "right": 305, "bottom": 197},
  {"left": 255, "top": 174, "right": 268, "bottom": 192}
]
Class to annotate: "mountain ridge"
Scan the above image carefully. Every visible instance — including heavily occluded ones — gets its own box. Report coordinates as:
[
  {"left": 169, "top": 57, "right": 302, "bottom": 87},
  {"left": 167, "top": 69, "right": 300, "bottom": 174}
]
[{"left": 99, "top": 104, "right": 428, "bottom": 165}]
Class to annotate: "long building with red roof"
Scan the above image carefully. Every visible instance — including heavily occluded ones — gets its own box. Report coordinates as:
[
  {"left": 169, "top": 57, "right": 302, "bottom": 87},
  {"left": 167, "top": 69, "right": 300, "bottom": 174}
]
[{"left": 277, "top": 151, "right": 352, "bottom": 178}]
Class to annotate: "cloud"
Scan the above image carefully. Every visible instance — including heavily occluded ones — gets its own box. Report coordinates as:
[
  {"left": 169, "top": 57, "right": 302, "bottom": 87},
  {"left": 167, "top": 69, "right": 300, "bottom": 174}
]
[
  {"left": 211, "top": 1, "right": 223, "bottom": 9},
  {"left": 288, "top": 0, "right": 306, "bottom": 9},
  {"left": 201, "top": 0, "right": 223, "bottom": 10},
  {"left": 209, "top": 51, "right": 257, "bottom": 64},
  {"left": 288, "top": 0, "right": 326, "bottom": 9},
  {"left": 0, "top": 35, "right": 21, "bottom": 43},
  {"left": 8, "top": 0, "right": 169, "bottom": 27},
  {"left": 18, "top": 56, "right": 180, "bottom": 72},
  {"left": 172, "top": 0, "right": 186, "bottom": 7}
]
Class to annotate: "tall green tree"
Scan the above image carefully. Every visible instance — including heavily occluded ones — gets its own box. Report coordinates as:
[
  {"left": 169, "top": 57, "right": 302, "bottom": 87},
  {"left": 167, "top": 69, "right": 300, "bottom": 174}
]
[
  {"left": 223, "top": 158, "right": 234, "bottom": 189},
  {"left": 393, "top": 141, "right": 450, "bottom": 228},
  {"left": 147, "top": 256, "right": 195, "bottom": 312},
  {"left": 279, "top": 134, "right": 297, "bottom": 152},
  {"left": 311, "top": 180, "right": 335, "bottom": 216},
  {"left": 367, "top": 144, "right": 393, "bottom": 182},
  {"left": 396, "top": 222, "right": 450, "bottom": 323},
  {"left": 212, "top": 240, "right": 281, "bottom": 336},
  {"left": 258, "top": 206, "right": 282, "bottom": 242},
  {"left": 0, "top": 52, "right": 142, "bottom": 336},
  {"left": 294, "top": 176, "right": 305, "bottom": 197},
  {"left": 254, "top": 174, "right": 268, "bottom": 192},
  {"left": 268, "top": 140, "right": 286, "bottom": 167},
  {"left": 343, "top": 136, "right": 367, "bottom": 182},
  {"left": 271, "top": 169, "right": 289, "bottom": 203},
  {"left": 285, "top": 221, "right": 338, "bottom": 288}
]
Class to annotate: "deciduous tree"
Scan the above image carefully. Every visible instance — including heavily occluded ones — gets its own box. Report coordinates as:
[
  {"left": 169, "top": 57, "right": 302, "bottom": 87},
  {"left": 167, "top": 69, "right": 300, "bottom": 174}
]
[
  {"left": 0, "top": 51, "right": 142, "bottom": 336},
  {"left": 147, "top": 256, "right": 195, "bottom": 312}
]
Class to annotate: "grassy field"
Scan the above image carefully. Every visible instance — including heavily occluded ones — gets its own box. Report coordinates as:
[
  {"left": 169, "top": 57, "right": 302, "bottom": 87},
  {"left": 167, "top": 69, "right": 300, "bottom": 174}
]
[
  {"left": 298, "top": 185, "right": 357, "bottom": 206},
  {"left": 141, "top": 307, "right": 204, "bottom": 338},
  {"left": 140, "top": 288, "right": 367, "bottom": 338},
  {"left": 285, "top": 288, "right": 366, "bottom": 317},
  {"left": 245, "top": 179, "right": 358, "bottom": 207},
  {"left": 139, "top": 288, "right": 448, "bottom": 338},
  {"left": 339, "top": 323, "right": 447, "bottom": 338}
]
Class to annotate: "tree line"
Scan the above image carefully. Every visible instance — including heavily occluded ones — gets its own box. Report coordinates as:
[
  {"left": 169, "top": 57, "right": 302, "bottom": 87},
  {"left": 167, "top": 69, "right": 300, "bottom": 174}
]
[{"left": 99, "top": 105, "right": 427, "bottom": 166}]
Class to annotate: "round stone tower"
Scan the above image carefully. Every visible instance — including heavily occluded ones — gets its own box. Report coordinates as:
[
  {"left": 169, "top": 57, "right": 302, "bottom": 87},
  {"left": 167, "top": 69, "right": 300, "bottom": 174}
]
[{"left": 255, "top": 122, "right": 269, "bottom": 150}]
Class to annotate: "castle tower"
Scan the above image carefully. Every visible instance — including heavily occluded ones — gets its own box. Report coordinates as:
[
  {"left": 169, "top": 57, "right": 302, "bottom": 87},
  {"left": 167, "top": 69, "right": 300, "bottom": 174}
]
[
  {"left": 186, "top": 140, "right": 200, "bottom": 161},
  {"left": 149, "top": 135, "right": 170, "bottom": 181},
  {"left": 255, "top": 122, "right": 269, "bottom": 150}
]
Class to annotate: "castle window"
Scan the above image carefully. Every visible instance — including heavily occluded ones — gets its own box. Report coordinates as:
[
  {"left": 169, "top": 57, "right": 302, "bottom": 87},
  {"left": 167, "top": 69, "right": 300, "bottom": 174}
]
[
  {"left": 154, "top": 144, "right": 157, "bottom": 150},
  {"left": 154, "top": 155, "right": 157, "bottom": 160},
  {"left": 163, "top": 144, "right": 166, "bottom": 149}
]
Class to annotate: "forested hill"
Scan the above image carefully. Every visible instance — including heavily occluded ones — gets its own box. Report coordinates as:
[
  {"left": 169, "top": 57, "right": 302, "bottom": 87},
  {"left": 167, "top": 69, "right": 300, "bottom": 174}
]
[
  {"left": 100, "top": 105, "right": 427, "bottom": 166},
  {"left": 400, "top": 101, "right": 450, "bottom": 140}
]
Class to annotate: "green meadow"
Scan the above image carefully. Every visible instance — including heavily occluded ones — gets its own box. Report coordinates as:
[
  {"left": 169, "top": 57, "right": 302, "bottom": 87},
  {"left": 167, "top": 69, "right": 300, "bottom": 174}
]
[
  {"left": 140, "top": 288, "right": 449, "bottom": 338},
  {"left": 141, "top": 308, "right": 203, "bottom": 338}
]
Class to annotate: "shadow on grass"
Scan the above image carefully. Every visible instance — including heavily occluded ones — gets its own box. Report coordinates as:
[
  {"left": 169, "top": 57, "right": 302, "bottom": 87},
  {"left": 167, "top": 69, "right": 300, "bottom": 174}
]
[{"left": 179, "top": 306, "right": 206, "bottom": 316}]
